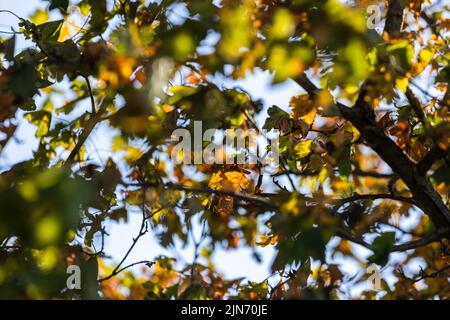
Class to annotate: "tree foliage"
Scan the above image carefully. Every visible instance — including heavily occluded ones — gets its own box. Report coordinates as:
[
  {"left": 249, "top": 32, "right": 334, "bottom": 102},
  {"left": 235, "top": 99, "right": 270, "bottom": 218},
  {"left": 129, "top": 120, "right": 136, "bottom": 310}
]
[{"left": 0, "top": 0, "right": 449, "bottom": 299}]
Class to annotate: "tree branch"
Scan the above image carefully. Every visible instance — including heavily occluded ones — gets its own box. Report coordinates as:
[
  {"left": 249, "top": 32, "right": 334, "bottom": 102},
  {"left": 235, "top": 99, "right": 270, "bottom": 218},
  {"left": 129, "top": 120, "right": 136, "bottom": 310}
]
[
  {"left": 294, "top": 73, "right": 450, "bottom": 229},
  {"left": 84, "top": 76, "right": 96, "bottom": 115},
  {"left": 128, "top": 178, "right": 448, "bottom": 254},
  {"left": 405, "top": 87, "right": 426, "bottom": 126},
  {"left": 410, "top": 264, "right": 450, "bottom": 283},
  {"left": 336, "top": 193, "right": 416, "bottom": 207},
  {"left": 98, "top": 260, "right": 154, "bottom": 282},
  {"left": 384, "top": 0, "right": 406, "bottom": 37},
  {"left": 392, "top": 229, "right": 449, "bottom": 251},
  {"left": 271, "top": 168, "right": 394, "bottom": 179},
  {"left": 164, "top": 182, "right": 277, "bottom": 209},
  {"left": 336, "top": 227, "right": 449, "bottom": 252},
  {"left": 417, "top": 145, "right": 446, "bottom": 175}
]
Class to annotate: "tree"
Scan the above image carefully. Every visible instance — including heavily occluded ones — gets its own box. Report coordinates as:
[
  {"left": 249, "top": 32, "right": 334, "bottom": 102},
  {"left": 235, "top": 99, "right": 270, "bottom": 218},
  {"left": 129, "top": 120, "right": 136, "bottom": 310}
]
[{"left": 0, "top": 0, "right": 449, "bottom": 299}]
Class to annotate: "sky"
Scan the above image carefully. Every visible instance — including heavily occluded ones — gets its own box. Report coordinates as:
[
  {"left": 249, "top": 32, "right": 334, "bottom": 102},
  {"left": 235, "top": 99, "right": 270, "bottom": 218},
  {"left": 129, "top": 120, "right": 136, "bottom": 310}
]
[{"left": 0, "top": 0, "right": 425, "bottom": 298}]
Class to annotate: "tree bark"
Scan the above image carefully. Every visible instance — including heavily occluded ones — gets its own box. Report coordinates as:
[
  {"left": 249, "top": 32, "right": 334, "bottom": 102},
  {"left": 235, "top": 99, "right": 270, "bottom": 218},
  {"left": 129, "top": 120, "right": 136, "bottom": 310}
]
[{"left": 384, "top": 0, "right": 406, "bottom": 37}]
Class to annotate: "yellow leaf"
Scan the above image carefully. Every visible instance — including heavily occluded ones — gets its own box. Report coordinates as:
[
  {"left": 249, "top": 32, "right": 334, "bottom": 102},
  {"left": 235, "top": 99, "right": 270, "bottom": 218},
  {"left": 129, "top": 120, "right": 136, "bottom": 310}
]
[
  {"left": 30, "top": 9, "right": 49, "bottom": 25},
  {"left": 218, "top": 7, "right": 252, "bottom": 61},
  {"left": 223, "top": 171, "right": 249, "bottom": 191},
  {"left": 208, "top": 171, "right": 249, "bottom": 192},
  {"left": 396, "top": 77, "right": 409, "bottom": 93},
  {"left": 270, "top": 8, "right": 295, "bottom": 39},
  {"left": 161, "top": 104, "right": 174, "bottom": 113},
  {"left": 208, "top": 172, "right": 224, "bottom": 190},
  {"left": 58, "top": 21, "right": 71, "bottom": 42},
  {"left": 419, "top": 48, "right": 434, "bottom": 65},
  {"left": 302, "top": 108, "right": 317, "bottom": 126},
  {"left": 112, "top": 135, "right": 127, "bottom": 152},
  {"left": 257, "top": 235, "right": 278, "bottom": 247},
  {"left": 294, "top": 140, "right": 313, "bottom": 158},
  {"left": 125, "top": 146, "right": 143, "bottom": 163},
  {"left": 33, "top": 247, "right": 60, "bottom": 272},
  {"left": 35, "top": 216, "right": 61, "bottom": 246}
]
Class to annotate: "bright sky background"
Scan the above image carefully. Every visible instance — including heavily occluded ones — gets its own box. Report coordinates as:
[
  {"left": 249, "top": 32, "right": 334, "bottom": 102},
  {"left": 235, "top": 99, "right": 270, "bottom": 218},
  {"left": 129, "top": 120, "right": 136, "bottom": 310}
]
[{"left": 1, "top": 0, "right": 429, "bottom": 298}]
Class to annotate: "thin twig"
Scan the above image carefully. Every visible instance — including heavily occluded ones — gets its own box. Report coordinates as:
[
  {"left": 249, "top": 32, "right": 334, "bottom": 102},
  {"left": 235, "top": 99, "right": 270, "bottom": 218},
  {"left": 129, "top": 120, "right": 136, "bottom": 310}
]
[
  {"left": 83, "top": 76, "right": 96, "bottom": 115},
  {"left": 98, "top": 176, "right": 159, "bottom": 282},
  {"left": 99, "top": 260, "right": 155, "bottom": 282},
  {"left": 64, "top": 84, "right": 105, "bottom": 168}
]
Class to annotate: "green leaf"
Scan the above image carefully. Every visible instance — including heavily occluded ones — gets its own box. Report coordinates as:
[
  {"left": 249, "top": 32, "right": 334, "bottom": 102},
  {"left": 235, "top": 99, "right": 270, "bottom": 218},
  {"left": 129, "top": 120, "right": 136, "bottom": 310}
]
[
  {"left": 25, "top": 110, "right": 52, "bottom": 138},
  {"left": 272, "top": 227, "right": 326, "bottom": 271},
  {"left": 79, "top": 256, "right": 100, "bottom": 299},
  {"left": 387, "top": 41, "right": 415, "bottom": 71},
  {"left": 368, "top": 232, "right": 396, "bottom": 266},
  {"left": 436, "top": 65, "right": 450, "bottom": 83},
  {"left": 337, "top": 144, "right": 351, "bottom": 177},
  {"left": 1, "top": 36, "right": 16, "bottom": 61},
  {"left": 9, "top": 62, "right": 41, "bottom": 100},
  {"left": 168, "top": 85, "right": 199, "bottom": 104},
  {"left": 87, "top": 0, "right": 107, "bottom": 33},
  {"left": 30, "top": 9, "right": 49, "bottom": 24},
  {"left": 263, "top": 105, "right": 289, "bottom": 131},
  {"left": 294, "top": 140, "right": 313, "bottom": 159},
  {"left": 108, "top": 207, "right": 128, "bottom": 223},
  {"left": 270, "top": 8, "right": 295, "bottom": 39},
  {"left": 187, "top": 0, "right": 217, "bottom": 17},
  {"left": 46, "top": 0, "right": 69, "bottom": 13},
  {"left": 36, "top": 19, "right": 64, "bottom": 41}
]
